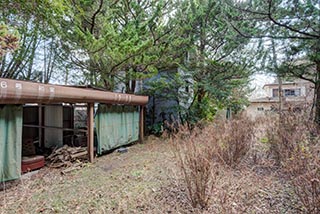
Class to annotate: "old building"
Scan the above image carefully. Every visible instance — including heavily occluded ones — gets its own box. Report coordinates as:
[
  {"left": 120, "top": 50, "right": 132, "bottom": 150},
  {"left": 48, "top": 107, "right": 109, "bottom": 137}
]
[
  {"left": 246, "top": 79, "right": 314, "bottom": 119},
  {"left": 143, "top": 67, "right": 194, "bottom": 133}
]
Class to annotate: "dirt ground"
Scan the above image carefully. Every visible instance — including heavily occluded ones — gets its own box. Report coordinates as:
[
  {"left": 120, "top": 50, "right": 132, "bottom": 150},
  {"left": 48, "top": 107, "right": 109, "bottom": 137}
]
[
  {"left": 0, "top": 136, "right": 183, "bottom": 214},
  {"left": 0, "top": 133, "right": 306, "bottom": 214}
]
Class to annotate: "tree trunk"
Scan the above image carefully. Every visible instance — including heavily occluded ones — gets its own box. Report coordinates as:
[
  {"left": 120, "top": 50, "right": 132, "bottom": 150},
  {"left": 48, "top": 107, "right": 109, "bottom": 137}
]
[
  {"left": 131, "top": 80, "right": 136, "bottom": 94},
  {"left": 195, "top": 87, "right": 206, "bottom": 117},
  {"left": 103, "top": 78, "right": 112, "bottom": 91},
  {"left": 125, "top": 79, "right": 136, "bottom": 94},
  {"left": 271, "top": 39, "right": 284, "bottom": 113},
  {"left": 315, "top": 60, "right": 320, "bottom": 124},
  {"left": 197, "top": 87, "right": 206, "bottom": 104},
  {"left": 64, "top": 68, "right": 69, "bottom": 85},
  {"left": 278, "top": 76, "right": 284, "bottom": 111},
  {"left": 125, "top": 80, "right": 130, "bottom": 93}
]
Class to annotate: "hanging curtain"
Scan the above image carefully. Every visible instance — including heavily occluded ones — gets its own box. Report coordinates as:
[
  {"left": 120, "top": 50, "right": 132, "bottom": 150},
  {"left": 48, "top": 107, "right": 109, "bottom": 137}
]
[
  {"left": 95, "top": 105, "right": 139, "bottom": 154},
  {"left": 0, "top": 105, "right": 23, "bottom": 182}
]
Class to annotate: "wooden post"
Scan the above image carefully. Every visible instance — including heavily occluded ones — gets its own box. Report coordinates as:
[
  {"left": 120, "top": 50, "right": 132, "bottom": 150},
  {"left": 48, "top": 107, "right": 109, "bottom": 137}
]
[
  {"left": 38, "top": 105, "right": 42, "bottom": 148},
  {"left": 38, "top": 105, "right": 44, "bottom": 149},
  {"left": 87, "top": 103, "right": 94, "bottom": 162},
  {"left": 139, "top": 105, "right": 145, "bottom": 143}
]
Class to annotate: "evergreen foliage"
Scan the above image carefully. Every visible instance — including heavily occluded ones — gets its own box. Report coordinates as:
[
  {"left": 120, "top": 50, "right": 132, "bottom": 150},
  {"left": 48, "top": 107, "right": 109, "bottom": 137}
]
[
  {"left": 8, "top": 0, "right": 319, "bottom": 122},
  {"left": 228, "top": 0, "right": 320, "bottom": 123}
]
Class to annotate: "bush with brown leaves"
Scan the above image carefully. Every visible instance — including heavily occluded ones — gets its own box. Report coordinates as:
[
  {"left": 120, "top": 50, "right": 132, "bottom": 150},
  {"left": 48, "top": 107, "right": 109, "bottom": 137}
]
[
  {"left": 264, "top": 111, "right": 320, "bottom": 213},
  {"left": 171, "top": 117, "right": 255, "bottom": 209},
  {"left": 265, "top": 111, "right": 319, "bottom": 166},
  {"left": 214, "top": 118, "right": 255, "bottom": 168}
]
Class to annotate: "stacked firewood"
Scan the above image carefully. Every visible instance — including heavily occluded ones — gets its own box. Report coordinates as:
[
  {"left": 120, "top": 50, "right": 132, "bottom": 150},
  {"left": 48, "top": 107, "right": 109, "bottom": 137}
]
[{"left": 47, "top": 145, "right": 88, "bottom": 168}]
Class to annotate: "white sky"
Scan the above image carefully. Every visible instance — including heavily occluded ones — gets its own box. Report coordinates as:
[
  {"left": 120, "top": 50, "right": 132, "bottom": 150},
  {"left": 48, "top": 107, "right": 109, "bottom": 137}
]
[{"left": 249, "top": 73, "right": 275, "bottom": 99}]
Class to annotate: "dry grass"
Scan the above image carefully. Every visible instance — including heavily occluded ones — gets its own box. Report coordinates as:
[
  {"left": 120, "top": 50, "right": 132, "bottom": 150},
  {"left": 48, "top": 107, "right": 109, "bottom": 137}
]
[
  {"left": 1, "top": 113, "right": 319, "bottom": 213},
  {"left": 264, "top": 111, "right": 320, "bottom": 214},
  {"left": 0, "top": 137, "right": 176, "bottom": 214},
  {"left": 170, "top": 117, "right": 254, "bottom": 209},
  {"left": 170, "top": 113, "right": 320, "bottom": 213},
  {"left": 214, "top": 118, "right": 255, "bottom": 168},
  {"left": 265, "top": 111, "right": 319, "bottom": 166},
  {"left": 170, "top": 126, "right": 217, "bottom": 209}
]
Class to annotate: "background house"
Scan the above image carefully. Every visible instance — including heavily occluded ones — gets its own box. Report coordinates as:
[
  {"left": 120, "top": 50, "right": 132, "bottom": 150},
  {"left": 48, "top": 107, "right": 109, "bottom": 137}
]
[
  {"left": 143, "top": 67, "right": 194, "bottom": 133},
  {"left": 245, "top": 79, "right": 314, "bottom": 119}
]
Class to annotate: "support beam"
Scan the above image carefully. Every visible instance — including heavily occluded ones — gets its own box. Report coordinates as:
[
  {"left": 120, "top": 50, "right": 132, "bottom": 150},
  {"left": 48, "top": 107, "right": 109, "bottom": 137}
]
[
  {"left": 87, "top": 103, "right": 94, "bottom": 162},
  {"left": 139, "top": 106, "right": 145, "bottom": 143},
  {"left": 0, "top": 78, "right": 148, "bottom": 105},
  {"left": 38, "top": 105, "right": 43, "bottom": 149}
]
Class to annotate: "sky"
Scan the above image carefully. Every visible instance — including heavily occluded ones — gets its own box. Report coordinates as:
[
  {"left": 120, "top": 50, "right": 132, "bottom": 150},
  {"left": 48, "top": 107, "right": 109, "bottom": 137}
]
[{"left": 249, "top": 73, "right": 275, "bottom": 99}]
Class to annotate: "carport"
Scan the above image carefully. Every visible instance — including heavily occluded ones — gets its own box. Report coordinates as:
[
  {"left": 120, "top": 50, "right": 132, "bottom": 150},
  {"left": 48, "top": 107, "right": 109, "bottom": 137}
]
[{"left": 0, "top": 78, "right": 148, "bottom": 181}]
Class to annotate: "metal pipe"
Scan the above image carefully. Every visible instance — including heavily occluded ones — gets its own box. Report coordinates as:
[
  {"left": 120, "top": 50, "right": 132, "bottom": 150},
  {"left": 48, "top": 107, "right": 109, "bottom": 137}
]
[{"left": 0, "top": 78, "right": 148, "bottom": 105}]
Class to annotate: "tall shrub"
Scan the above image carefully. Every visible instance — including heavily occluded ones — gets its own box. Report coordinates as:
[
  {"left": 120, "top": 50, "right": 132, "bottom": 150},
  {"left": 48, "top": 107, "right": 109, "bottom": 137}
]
[{"left": 172, "top": 117, "right": 254, "bottom": 208}]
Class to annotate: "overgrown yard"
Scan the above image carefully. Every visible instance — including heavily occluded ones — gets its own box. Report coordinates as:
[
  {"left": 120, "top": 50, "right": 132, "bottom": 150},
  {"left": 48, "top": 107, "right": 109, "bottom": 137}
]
[
  {"left": 0, "top": 137, "right": 178, "bottom": 213},
  {"left": 1, "top": 114, "right": 320, "bottom": 213}
]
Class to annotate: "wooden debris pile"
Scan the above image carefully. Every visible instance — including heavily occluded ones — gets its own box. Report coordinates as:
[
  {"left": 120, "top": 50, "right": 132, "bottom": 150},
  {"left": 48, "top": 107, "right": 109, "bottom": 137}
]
[{"left": 47, "top": 145, "right": 88, "bottom": 168}]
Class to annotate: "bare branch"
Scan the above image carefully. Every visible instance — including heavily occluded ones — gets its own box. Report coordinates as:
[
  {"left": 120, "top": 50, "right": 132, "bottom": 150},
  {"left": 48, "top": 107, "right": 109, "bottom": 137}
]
[
  {"left": 297, "top": 74, "right": 316, "bottom": 84},
  {"left": 267, "top": 0, "right": 320, "bottom": 39},
  {"left": 229, "top": 22, "right": 315, "bottom": 40},
  {"left": 90, "top": 0, "right": 104, "bottom": 34}
]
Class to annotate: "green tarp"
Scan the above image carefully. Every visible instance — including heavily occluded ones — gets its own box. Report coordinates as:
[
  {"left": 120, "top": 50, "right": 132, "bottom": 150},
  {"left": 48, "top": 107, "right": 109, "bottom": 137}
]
[
  {"left": 95, "top": 105, "right": 139, "bottom": 154},
  {"left": 0, "top": 105, "right": 22, "bottom": 182}
]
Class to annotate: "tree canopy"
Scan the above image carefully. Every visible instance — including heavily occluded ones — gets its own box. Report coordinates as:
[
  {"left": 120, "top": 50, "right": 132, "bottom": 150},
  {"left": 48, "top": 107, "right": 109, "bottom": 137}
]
[
  {"left": 2, "top": 0, "right": 318, "bottom": 122},
  {"left": 228, "top": 0, "right": 320, "bottom": 122}
]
